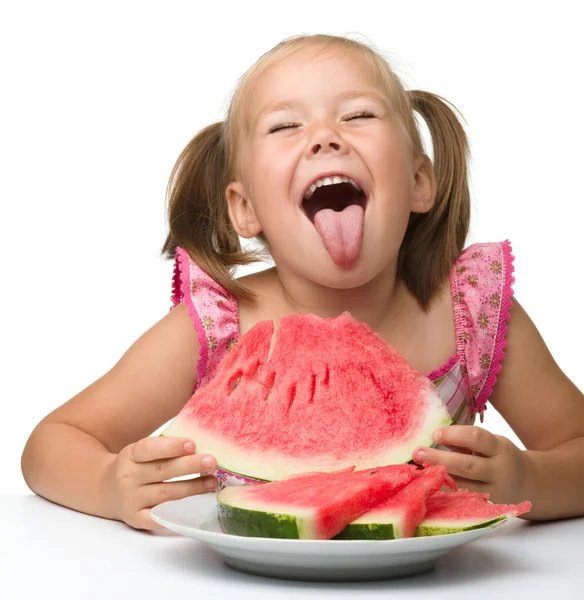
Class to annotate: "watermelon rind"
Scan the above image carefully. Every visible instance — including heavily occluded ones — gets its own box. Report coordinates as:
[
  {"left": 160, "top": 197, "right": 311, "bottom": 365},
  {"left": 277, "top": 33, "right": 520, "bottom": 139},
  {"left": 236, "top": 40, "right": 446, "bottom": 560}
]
[
  {"left": 329, "top": 512, "right": 508, "bottom": 540},
  {"left": 165, "top": 398, "right": 452, "bottom": 482},
  {"left": 217, "top": 500, "right": 509, "bottom": 540},
  {"left": 333, "top": 522, "right": 396, "bottom": 541},
  {"left": 333, "top": 504, "right": 411, "bottom": 540},
  {"left": 218, "top": 503, "right": 301, "bottom": 539},
  {"left": 216, "top": 484, "right": 319, "bottom": 539},
  {"left": 415, "top": 516, "right": 507, "bottom": 536},
  {"left": 216, "top": 464, "right": 421, "bottom": 540}
]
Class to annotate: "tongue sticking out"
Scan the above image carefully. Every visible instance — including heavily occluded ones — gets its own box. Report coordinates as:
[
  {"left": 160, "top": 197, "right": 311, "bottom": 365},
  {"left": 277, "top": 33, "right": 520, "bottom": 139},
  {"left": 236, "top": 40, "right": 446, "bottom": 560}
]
[{"left": 313, "top": 204, "right": 365, "bottom": 268}]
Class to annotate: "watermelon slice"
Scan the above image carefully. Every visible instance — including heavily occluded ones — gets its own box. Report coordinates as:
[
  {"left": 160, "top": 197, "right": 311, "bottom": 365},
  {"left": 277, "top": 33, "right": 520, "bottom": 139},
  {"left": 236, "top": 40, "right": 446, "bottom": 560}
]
[
  {"left": 334, "top": 465, "right": 456, "bottom": 540},
  {"left": 163, "top": 312, "right": 451, "bottom": 481},
  {"left": 415, "top": 490, "right": 532, "bottom": 536},
  {"left": 217, "top": 464, "right": 420, "bottom": 540}
]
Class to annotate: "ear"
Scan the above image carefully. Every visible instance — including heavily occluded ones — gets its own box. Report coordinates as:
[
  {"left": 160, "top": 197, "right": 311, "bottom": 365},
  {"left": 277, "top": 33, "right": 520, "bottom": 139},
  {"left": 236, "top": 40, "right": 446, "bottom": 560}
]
[
  {"left": 225, "top": 181, "right": 262, "bottom": 238},
  {"left": 411, "top": 154, "right": 436, "bottom": 214}
]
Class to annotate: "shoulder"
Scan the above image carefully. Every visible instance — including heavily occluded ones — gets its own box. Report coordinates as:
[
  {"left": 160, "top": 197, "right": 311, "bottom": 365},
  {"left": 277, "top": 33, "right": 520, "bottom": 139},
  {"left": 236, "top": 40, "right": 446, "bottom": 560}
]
[
  {"left": 171, "top": 247, "right": 235, "bottom": 307},
  {"left": 453, "top": 240, "right": 513, "bottom": 288},
  {"left": 451, "top": 240, "right": 514, "bottom": 329}
]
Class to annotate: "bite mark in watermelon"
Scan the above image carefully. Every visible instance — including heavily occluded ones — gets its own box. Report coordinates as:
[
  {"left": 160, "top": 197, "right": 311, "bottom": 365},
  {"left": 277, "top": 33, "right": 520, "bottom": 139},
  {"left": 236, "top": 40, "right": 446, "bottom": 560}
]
[
  {"left": 334, "top": 465, "right": 456, "bottom": 540},
  {"left": 163, "top": 312, "right": 451, "bottom": 481},
  {"left": 217, "top": 464, "right": 420, "bottom": 540},
  {"left": 415, "top": 490, "right": 532, "bottom": 536}
]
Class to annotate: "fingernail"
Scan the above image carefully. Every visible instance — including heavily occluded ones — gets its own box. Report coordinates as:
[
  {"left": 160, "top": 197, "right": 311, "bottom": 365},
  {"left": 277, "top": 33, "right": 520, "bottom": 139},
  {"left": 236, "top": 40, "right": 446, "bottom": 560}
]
[
  {"left": 433, "top": 430, "right": 443, "bottom": 442},
  {"left": 202, "top": 455, "right": 214, "bottom": 469},
  {"left": 184, "top": 441, "right": 195, "bottom": 453},
  {"left": 416, "top": 450, "right": 426, "bottom": 462},
  {"left": 205, "top": 477, "right": 218, "bottom": 490}
]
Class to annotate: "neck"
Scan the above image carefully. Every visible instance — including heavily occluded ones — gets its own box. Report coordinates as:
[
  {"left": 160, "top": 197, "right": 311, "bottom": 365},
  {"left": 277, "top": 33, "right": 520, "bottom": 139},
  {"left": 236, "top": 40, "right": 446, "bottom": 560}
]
[{"left": 272, "top": 261, "right": 405, "bottom": 331}]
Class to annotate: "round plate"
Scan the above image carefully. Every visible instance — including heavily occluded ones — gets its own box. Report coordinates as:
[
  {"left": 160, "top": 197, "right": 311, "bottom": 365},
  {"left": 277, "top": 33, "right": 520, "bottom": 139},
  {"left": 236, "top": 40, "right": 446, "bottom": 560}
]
[{"left": 150, "top": 492, "right": 506, "bottom": 582}]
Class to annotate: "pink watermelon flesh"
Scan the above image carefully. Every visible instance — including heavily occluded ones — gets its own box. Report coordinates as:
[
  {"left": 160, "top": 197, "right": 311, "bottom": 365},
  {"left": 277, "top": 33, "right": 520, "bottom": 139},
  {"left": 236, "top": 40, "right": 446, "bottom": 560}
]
[
  {"left": 416, "top": 490, "right": 532, "bottom": 536},
  {"left": 163, "top": 312, "right": 451, "bottom": 482},
  {"left": 217, "top": 464, "right": 421, "bottom": 540},
  {"left": 340, "top": 465, "right": 456, "bottom": 538}
]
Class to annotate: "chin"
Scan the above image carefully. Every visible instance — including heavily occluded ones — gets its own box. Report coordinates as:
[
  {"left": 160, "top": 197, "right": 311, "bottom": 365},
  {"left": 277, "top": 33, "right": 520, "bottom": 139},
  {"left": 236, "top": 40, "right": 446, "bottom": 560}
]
[{"left": 302, "top": 249, "right": 386, "bottom": 291}]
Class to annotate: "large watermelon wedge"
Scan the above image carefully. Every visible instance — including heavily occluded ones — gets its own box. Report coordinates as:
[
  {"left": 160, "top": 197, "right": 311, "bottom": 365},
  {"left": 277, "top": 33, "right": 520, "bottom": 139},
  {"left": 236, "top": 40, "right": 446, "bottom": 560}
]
[
  {"left": 415, "top": 490, "right": 532, "bottom": 536},
  {"left": 334, "top": 465, "right": 456, "bottom": 540},
  {"left": 163, "top": 312, "right": 451, "bottom": 482},
  {"left": 217, "top": 464, "right": 420, "bottom": 540}
]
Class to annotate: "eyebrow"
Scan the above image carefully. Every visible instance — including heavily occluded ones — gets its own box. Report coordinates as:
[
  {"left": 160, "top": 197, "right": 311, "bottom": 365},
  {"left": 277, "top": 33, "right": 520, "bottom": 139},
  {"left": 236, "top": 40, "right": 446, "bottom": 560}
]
[{"left": 250, "top": 91, "right": 387, "bottom": 131}]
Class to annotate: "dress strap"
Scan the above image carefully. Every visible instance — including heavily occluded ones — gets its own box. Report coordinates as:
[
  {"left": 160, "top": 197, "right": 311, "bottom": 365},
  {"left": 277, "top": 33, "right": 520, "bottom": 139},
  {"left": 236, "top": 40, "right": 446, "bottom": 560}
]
[
  {"left": 451, "top": 240, "right": 515, "bottom": 420},
  {"left": 170, "top": 247, "right": 239, "bottom": 388}
]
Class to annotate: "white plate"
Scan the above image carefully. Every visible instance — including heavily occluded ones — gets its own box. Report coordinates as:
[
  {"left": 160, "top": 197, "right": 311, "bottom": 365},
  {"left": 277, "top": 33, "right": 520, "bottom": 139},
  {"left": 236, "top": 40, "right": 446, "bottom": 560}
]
[{"left": 150, "top": 492, "right": 506, "bottom": 582}]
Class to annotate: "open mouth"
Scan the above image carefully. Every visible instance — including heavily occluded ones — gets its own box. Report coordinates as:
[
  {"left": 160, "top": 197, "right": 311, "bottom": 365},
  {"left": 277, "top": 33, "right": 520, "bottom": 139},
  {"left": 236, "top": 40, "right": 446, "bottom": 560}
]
[{"left": 302, "top": 180, "right": 368, "bottom": 223}]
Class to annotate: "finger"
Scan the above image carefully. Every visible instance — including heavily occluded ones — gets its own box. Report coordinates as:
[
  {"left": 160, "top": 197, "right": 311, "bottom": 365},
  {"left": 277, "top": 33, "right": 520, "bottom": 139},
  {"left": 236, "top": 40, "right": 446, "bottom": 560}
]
[
  {"left": 127, "top": 508, "right": 166, "bottom": 531},
  {"left": 440, "top": 445, "right": 473, "bottom": 455},
  {"left": 136, "top": 453, "right": 217, "bottom": 485},
  {"left": 140, "top": 475, "right": 218, "bottom": 508},
  {"left": 130, "top": 436, "right": 196, "bottom": 463},
  {"left": 413, "top": 446, "right": 492, "bottom": 483},
  {"left": 433, "top": 426, "right": 499, "bottom": 458}
]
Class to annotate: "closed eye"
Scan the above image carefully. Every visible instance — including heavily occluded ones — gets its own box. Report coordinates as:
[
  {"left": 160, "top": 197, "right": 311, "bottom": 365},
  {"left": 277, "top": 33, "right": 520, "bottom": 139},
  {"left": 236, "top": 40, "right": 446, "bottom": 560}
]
[
  {"left": 268, "top": 112, "right": 376, "bottom": 134},
  {"left": 269, "top": 122, "right": 300, "bottom": 134},
  {"left": 344, "top": 111, "right": 376, "bottom": 121}
]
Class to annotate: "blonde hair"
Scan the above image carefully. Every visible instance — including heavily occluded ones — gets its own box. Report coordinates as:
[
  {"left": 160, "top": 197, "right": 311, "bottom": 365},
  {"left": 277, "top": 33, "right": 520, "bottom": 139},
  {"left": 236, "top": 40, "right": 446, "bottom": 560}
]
[{"left": 161, "top": 34, "right": 470, "bottom": 309}]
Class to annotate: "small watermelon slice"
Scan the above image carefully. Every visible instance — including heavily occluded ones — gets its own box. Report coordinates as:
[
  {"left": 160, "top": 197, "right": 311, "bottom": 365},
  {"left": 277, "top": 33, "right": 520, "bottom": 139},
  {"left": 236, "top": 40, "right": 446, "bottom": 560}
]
[
  {"left": 217, "top": 464, "right": 420, "bottom": 540},
  {"left": 334, "top": 465, "right": 456, "bottom": 540},
  {"left": 415, "top": 490, "right": 532, "bottom": 536},
  {"left": 163, "top": 312, "right": 451, "bottom": 481}
]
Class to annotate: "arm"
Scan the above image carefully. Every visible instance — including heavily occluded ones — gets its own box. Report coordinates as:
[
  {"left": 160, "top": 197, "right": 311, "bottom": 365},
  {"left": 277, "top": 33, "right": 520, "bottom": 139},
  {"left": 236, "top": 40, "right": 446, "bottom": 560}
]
[
  {"left": 21, "top": 302, "right": 201, "bottom": 521},
  {"left": 414, "top": 297, "right": 584, "bottom": 521},
  {"left": 488, "top": 297, "right": 584, "bottom": 520}
]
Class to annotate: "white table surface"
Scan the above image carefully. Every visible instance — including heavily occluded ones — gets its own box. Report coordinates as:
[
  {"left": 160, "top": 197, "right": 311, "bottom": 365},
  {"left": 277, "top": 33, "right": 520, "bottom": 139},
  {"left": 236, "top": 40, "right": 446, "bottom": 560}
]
[{"left": 2, "top": 495, "right": 583, "bottom": 599}]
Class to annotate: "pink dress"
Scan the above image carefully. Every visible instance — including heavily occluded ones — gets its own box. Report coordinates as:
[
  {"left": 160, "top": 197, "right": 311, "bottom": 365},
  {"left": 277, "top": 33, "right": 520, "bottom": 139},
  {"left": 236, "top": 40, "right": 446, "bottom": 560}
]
[{"left": 170, "top": 240, "right": 515, "bottom": 488}]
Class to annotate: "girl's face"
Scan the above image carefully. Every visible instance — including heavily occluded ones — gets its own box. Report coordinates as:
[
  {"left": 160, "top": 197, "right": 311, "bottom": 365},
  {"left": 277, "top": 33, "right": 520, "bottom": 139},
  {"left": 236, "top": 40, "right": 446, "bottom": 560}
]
[{"left": 227, "top": 45, "right": 434, "bottom": 290}]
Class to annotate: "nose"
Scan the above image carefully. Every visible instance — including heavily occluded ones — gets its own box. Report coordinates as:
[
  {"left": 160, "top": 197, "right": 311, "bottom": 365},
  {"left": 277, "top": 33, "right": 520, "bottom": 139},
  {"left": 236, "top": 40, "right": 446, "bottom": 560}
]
[{"left": 306, "top": 125, "right": 346, "bottom": 157}]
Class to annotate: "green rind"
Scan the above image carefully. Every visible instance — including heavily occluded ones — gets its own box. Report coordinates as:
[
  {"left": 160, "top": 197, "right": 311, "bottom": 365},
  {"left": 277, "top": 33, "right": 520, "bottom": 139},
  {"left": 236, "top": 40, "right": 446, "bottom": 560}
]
[
  {"left": 217, "top": 500, "right": 300, "bottom": 539},
  {"left": 333, "top": 523, "right": 396, "bottom": 540},
  {"left": 415, "top": 516, "right": 506, "bottom": 537}
]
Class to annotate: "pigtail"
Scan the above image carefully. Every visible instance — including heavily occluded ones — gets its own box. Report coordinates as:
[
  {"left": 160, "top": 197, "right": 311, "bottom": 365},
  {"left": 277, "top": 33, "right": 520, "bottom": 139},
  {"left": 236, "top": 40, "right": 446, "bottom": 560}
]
[
  {"left": 160, "top": 122, "right": 264, "bottom": 303},
  {"left": 398, "top": 90, "right": 471, "bottom": 310}
]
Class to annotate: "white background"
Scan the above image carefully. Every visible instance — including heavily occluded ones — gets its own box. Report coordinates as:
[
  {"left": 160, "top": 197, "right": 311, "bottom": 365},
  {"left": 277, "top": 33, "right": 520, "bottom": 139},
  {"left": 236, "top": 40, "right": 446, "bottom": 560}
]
[{"left": 1, "top": 1, "right": 582, "bottom": 495}]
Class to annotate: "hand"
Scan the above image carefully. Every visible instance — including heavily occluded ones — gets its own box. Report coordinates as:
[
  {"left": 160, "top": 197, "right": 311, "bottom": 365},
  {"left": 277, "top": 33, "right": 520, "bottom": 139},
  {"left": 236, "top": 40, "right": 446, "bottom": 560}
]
[
  {"left": 413, "top": 425, "right": 529, "bottom": 505},
  {"left": 106, "top": 436, "right": 217, "bottom": 530}
]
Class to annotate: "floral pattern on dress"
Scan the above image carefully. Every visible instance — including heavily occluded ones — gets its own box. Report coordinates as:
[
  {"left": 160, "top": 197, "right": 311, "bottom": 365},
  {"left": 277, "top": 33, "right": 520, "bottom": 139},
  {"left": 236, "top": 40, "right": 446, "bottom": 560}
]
[
  {"left": 170, "top": 248, "right": 240, "bottom": 389},
  {"left": 451, "top": 240, "right": 515, "bottom": 419}
]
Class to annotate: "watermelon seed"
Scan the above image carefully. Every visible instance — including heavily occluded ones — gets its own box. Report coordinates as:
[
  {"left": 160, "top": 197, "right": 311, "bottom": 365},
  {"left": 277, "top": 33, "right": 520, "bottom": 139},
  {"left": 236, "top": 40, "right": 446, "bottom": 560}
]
[
  {"left": 368, "top": 370, "right": 382, "bottom": 394},
  {"left": 308, "top": 373, "right": 317, "bottom": 403},
  {"left": 263, "top": 370, "right": 276, "bottom": 394},
  {"left": 286, "top": 383, "right": 297, "bottom": 414},
  {"left": 370, "top": 471, "right": 377, "bottom": 476},
  {"left": 230, "top": 377, "right": 241, "bottom": 391}
]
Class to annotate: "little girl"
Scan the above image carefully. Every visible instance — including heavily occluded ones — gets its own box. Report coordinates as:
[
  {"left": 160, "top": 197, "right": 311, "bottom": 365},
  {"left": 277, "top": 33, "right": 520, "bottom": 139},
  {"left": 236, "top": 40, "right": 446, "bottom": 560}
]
[{"left": 21, "top": 34, "right": 584, "bottom": 530}]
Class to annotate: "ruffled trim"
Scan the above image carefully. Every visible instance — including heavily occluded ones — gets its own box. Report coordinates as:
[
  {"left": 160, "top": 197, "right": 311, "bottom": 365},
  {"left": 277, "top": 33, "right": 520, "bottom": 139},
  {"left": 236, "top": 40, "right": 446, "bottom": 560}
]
[
  {"left": 450, "top": 253, "right": 470, "bottom": 372},
  {"left": 170, "top": 253, "right": 182, "bottom": 310},
  {"left": 427, "top": 353, "right": 458, "bottom": 381},
  {"left": 175, "top": 247, "right": 209, "bottom": 388},
  {"left": 417, "top": 256, "right": 466, "bottom": 381},
  {"left": 474, "top": 239, "right": 515, "bottom": 419}
]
